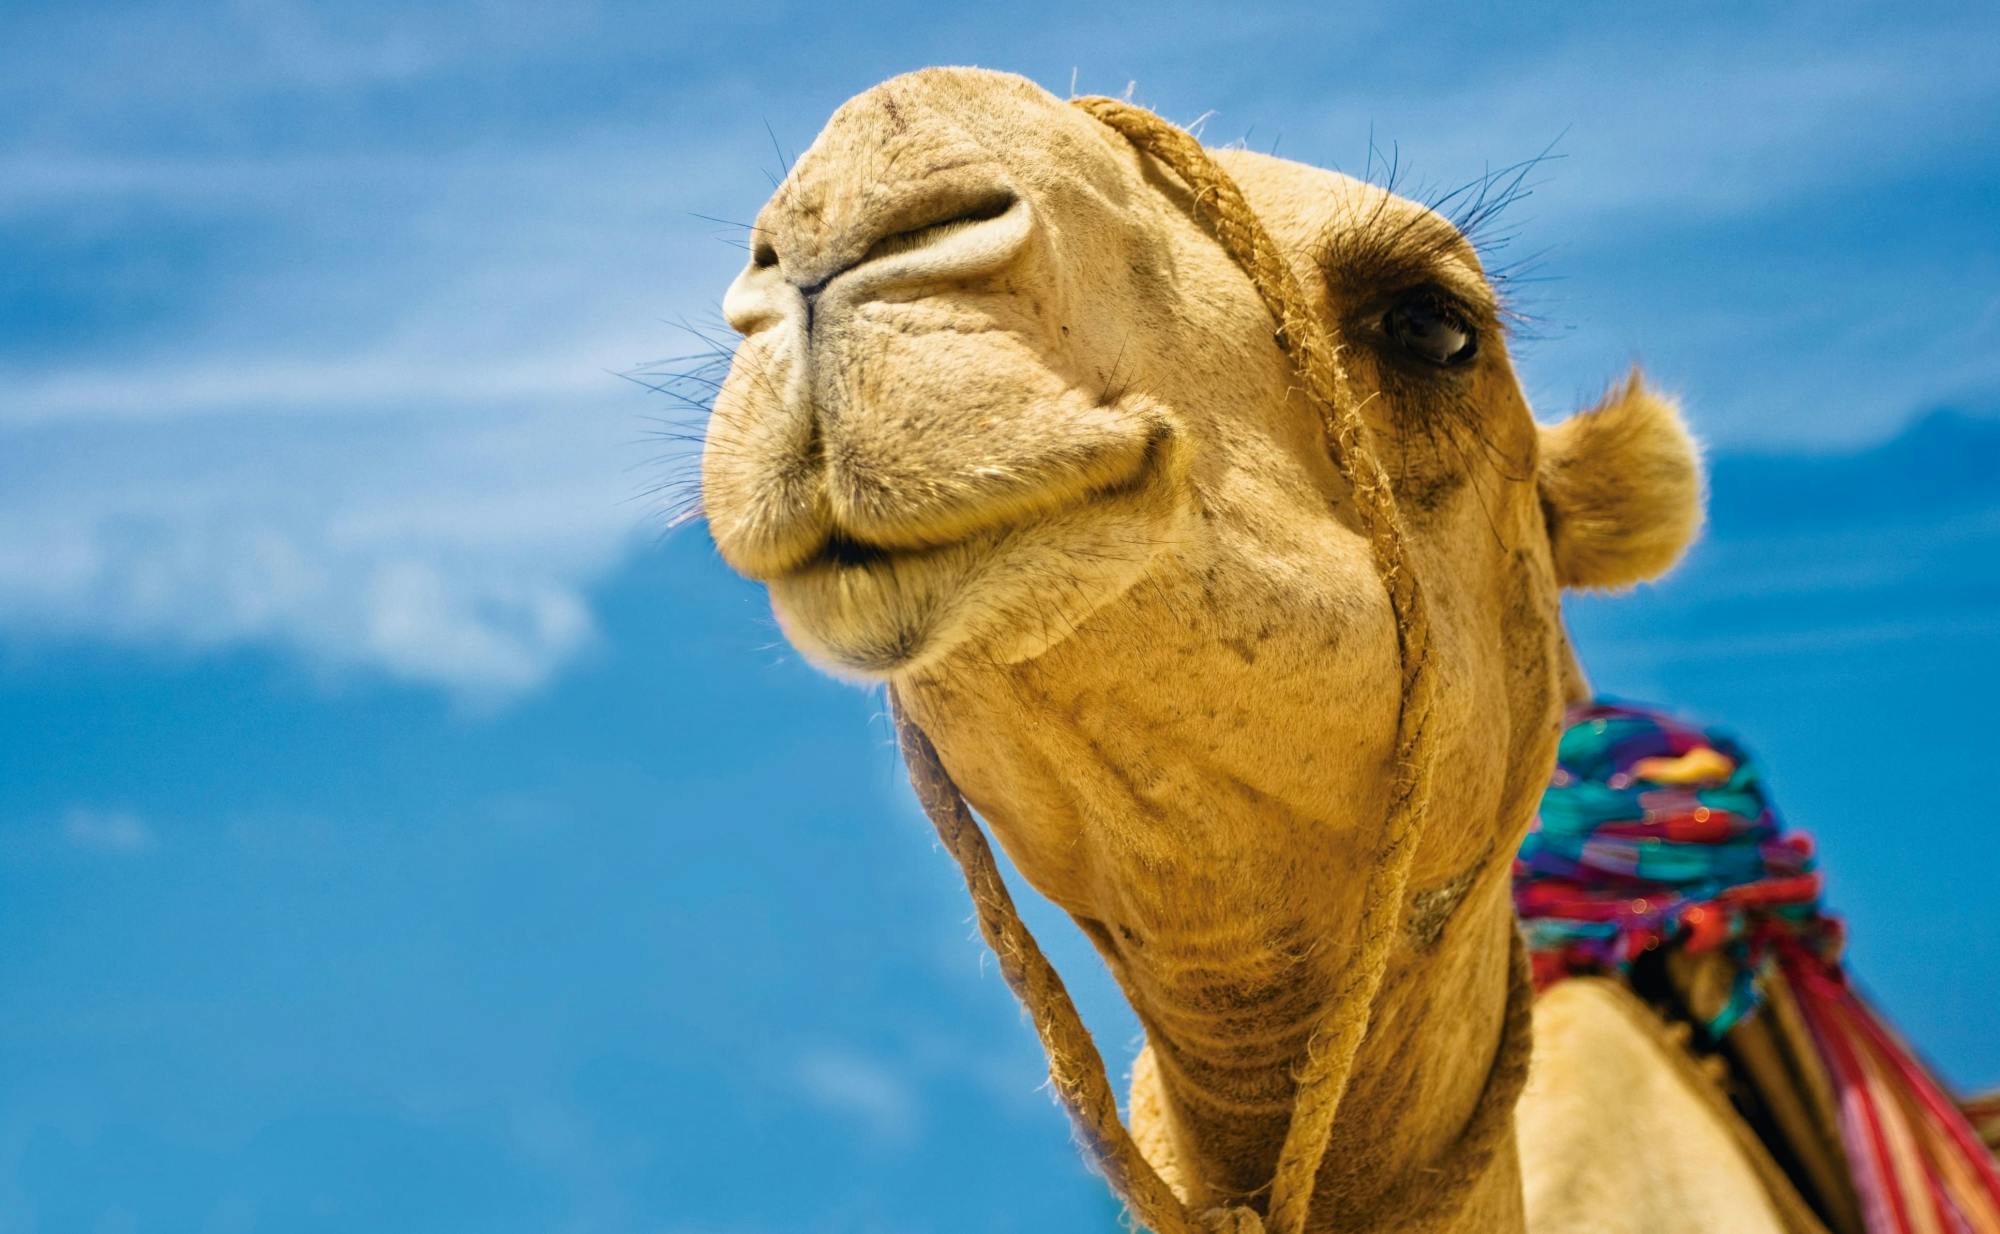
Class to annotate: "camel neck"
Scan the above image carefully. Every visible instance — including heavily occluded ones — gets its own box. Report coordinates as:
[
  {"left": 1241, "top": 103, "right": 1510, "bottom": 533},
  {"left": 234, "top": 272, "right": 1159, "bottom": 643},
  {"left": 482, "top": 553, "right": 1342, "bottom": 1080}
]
[
  {"left": 893, "top": 669, "right": 1541, "bottom": 1232},
  {"left": 1091, "top": 870, "right": 1528, "bottom": 1232}
]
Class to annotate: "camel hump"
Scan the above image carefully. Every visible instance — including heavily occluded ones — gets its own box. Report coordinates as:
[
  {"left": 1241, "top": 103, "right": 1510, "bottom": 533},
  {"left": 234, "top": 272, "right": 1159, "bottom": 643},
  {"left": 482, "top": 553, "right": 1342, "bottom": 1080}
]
[{"left": 1519, "top": 977, "right": 1817, "bottom": 1234}]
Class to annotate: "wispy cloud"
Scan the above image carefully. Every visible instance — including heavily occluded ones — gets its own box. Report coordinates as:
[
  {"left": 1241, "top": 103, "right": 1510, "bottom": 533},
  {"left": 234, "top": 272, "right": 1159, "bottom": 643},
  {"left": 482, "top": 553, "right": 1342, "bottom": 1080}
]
[
  {"left": 791, "top": 1049, "right": 921, "bottom": 1147},
  {"left": 1, "top": 356, "right": 617, "bottom": 426},
  {"left": 0, "top": 405, "right": 646, "bottom": 697},
  {"left": 61, "top": 807, "right": 156, "bottom": 855},
  {"left": 1296, "top": 17, "right": 2000, "bottom": 228}
]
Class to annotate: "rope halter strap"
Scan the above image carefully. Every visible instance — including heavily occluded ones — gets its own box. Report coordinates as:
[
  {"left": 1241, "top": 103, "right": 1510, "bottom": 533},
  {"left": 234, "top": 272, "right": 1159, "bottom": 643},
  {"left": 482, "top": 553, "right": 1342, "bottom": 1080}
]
[{"left": 887, "top": 96, "right": 1534, "bottom": 1234}]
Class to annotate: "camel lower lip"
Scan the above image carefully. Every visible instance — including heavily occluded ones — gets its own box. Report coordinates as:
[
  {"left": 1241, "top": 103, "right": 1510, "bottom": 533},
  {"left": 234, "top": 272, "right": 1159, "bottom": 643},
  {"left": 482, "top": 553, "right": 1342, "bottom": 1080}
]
[{"left": 781, "top": 427, "right": 1171, "bottom": 581}]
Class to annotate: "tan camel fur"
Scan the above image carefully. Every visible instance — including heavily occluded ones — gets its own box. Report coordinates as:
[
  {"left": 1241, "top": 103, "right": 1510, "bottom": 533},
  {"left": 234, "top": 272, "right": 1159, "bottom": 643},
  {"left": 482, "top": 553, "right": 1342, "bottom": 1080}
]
[{"left": 702, "top": 67, "right": 1821, "bottom": 1233}]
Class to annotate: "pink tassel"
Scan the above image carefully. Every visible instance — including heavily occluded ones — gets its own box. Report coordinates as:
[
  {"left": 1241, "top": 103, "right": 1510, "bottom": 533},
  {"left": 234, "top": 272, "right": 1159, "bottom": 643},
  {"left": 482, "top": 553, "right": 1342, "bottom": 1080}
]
[{"left": 1785, "top": 950, "right": 2000, "bottom": 1233}]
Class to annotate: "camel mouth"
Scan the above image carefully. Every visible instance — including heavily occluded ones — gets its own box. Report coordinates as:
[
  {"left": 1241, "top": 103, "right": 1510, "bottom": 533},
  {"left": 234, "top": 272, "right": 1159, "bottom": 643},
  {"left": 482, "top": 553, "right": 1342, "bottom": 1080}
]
[
  {"left": 766, "top": 424, "right": 1179, "bottom": 677},
  {"left": 781, "top": 424, "right": 1173, "bottom": 583}
]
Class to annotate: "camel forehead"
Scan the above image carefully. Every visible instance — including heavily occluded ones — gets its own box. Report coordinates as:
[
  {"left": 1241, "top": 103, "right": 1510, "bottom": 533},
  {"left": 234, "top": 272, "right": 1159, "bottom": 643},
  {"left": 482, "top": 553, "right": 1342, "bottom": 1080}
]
[
  {"left": 823, "top": 65, "right": 1061, "bottom": 138},
  {"left": 761, "top": 69, "right": 1108, "bottom": 237},
  {"left": 805, "top": 66, "right": 1058, "bottom": 173}
]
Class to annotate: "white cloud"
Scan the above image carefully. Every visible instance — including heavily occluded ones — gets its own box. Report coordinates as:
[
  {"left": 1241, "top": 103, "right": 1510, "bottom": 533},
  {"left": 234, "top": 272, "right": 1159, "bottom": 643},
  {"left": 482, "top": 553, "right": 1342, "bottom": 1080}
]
[
  {"left": 0, "top": 104, "right": 752, "bottom": 700},
  {"left": 62, "top": 808, "right": 156, "bottom": 855},
  {"left": 791, "top": 1050, "right": 921, "bottom": 1147},
  {"left": 0, "top": 1, "right": 600, "bottom": 112},
  {"left": 0, "top": 354, "right": 612, "bottom": 427},
  {"left": 0, "top": 401, "right": 659, "bottom": 698},
  {"left": 1215, "top": 12, "right": 2000, "bottom": 233}
]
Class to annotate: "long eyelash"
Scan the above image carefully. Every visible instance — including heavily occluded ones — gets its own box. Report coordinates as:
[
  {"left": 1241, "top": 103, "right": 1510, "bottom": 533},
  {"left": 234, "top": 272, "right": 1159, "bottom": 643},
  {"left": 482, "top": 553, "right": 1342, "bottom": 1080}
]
[
  {"left": 1319, "top": 133, "right": 1569, "bottom": 335},
  {"left": 1428, "top": 139, "right": 1567, "bottom": 339}
]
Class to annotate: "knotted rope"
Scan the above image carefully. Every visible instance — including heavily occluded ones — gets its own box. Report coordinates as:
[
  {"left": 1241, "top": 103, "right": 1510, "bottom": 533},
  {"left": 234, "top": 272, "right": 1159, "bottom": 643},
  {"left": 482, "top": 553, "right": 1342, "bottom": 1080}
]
[{"left": 882, "top": 97, "right": 1534, "bottom": 1232}]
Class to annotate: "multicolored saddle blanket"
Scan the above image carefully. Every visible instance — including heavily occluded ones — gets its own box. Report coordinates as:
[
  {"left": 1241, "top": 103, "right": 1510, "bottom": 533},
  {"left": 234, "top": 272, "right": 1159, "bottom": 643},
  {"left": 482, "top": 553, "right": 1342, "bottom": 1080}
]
[{"left": 1516, "top": 701, "right": 2000, "bottom": 1234}]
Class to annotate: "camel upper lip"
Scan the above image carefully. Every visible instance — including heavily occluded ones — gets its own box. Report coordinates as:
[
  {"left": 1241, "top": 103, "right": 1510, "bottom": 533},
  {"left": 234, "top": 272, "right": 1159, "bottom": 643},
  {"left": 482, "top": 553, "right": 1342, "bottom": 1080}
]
[{"left": 777, "top": 425, "right": 1171, "bottom": 581}]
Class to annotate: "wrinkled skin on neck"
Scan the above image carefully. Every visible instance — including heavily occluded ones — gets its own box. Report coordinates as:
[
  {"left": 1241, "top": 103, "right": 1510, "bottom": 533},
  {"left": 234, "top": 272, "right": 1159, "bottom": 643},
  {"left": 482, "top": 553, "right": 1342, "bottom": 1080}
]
[{"left": 702, "top": 67, "right": 1699, "bottom": 1230}]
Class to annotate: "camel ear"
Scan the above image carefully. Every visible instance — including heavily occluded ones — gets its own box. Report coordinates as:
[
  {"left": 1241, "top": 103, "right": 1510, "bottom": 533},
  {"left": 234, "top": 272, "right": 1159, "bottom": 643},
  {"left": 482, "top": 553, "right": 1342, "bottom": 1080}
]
[{"left": 1537, "top": 371, "right": 1704, "bottom": 589}]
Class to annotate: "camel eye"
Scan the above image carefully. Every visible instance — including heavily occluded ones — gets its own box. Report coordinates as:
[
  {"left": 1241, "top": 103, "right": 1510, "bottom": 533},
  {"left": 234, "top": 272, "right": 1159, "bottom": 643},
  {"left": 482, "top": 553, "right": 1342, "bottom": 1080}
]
[{"left": 1384, "top": 294, "right": 1477, "bottom": 367}]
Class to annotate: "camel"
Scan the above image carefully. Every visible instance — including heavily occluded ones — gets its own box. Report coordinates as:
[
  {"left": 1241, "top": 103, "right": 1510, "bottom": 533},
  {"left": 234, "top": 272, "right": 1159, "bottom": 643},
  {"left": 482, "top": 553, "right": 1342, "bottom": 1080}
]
[{"left": 697, "top": 66, "right": 1838, "bottom": 1232}]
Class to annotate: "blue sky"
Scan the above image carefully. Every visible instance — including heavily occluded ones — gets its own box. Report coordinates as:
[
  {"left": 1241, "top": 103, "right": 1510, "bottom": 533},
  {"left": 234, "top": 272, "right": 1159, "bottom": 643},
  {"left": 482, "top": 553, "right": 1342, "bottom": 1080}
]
[{"left": 2, "top": 4, "right": 1997, "bottom": 1231}]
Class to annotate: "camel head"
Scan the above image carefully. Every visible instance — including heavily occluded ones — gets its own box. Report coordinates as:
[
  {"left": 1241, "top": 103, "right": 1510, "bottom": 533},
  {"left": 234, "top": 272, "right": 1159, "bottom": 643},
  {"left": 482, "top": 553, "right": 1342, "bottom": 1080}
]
[
  {"left": 701, "top": 66, "right": 1704, "bottom": 1214},
  {"left": 704, "top": 64, "right": 1698, "bottom": 677}
]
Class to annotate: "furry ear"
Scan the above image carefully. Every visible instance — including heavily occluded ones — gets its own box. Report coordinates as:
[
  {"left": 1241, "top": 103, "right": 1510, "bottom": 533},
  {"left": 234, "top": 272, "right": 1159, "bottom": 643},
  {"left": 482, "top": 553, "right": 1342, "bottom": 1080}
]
[{"left": 1537, "top": 371, "right": 1705, "bottom": 589}]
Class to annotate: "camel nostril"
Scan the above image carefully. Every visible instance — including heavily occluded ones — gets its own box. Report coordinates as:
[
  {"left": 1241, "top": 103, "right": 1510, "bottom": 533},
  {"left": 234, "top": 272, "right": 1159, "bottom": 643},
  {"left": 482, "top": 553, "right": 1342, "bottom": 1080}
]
[{"left": 753, "top": 242, "right": 778, "bottom": 268}]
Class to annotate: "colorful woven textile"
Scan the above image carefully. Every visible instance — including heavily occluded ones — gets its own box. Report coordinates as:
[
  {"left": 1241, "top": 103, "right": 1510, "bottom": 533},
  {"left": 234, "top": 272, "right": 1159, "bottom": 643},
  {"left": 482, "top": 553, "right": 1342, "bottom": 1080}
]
[
  {"left": 1516, "top": 700, "right": 2000, "bottom": 1234},
  {"left": 1516, "top": 700, "right": 1827, "bottom": 1029}
]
